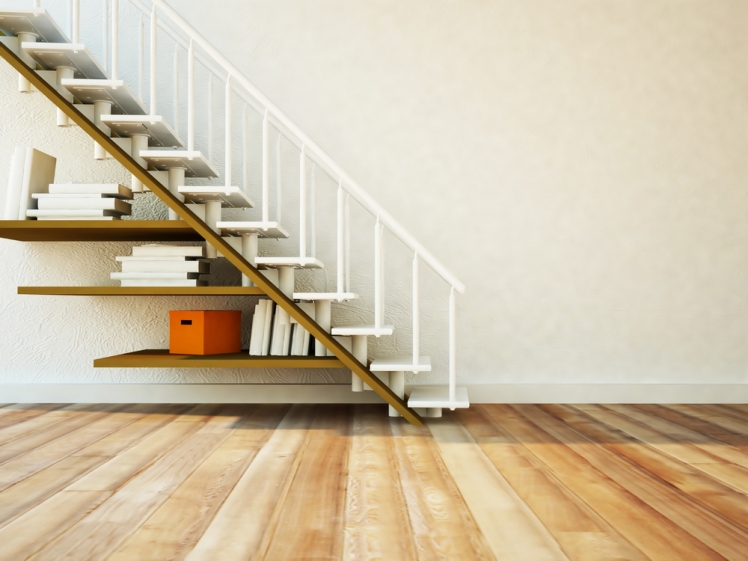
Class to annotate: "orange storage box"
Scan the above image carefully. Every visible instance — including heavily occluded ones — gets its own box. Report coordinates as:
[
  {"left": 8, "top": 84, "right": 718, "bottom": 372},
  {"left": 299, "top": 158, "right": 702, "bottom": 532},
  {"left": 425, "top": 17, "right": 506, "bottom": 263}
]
[{"left": 169, "top": 310, "right": 242, "bottom": 355}]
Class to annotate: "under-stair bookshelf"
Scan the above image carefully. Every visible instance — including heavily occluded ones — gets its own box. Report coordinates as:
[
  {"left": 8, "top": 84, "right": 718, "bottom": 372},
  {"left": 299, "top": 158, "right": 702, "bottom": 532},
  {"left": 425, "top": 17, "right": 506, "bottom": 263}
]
[{"left": 0, "top": 0, "right": 470, "bottom": 421}]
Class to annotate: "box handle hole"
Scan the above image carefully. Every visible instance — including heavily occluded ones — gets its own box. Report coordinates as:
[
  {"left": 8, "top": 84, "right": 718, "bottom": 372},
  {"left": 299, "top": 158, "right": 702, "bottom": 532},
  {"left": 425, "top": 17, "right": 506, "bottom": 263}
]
[{"left": 181, "top": 320, "right": 193, "bottom": 325}]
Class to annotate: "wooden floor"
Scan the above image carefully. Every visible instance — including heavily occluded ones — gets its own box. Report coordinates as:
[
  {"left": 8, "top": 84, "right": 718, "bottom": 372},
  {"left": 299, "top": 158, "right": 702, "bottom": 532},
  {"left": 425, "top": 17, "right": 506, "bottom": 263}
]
[{"left": 0, "top": 404, "right": 747, "bottom": 560}]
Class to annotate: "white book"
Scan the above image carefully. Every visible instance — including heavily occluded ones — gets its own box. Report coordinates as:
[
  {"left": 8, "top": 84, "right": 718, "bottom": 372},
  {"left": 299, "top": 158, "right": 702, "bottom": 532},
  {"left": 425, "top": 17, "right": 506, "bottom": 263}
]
[
  {"left": 132, "top": 244, "right": 204, "bottom": 258},
  {"left": 36, "top": 216, "right": 121, "bottom": 221},
  {"left": 116, "top": 255, "right": 197, "bottom": 262},
  {"left": 120, "top": 260, "right": 209, "bottom": 273},
  {"left": 4, "top": 147, "right": 24, "bottom": 220},
  {"left": 261, "top": 302, "right": 274, "bottom": 356},
  {"left": 13, "top": 148, "right": 57, "bottom": 220},
  {"left": 282, "top": 319, "right": 292, "bottom": 356},
  {"left": 111, "top": 272, "right": 201, "bottom": 280},
  {"left": 119, "top": 279, "right": 208, "bottom": 287},
  {"left": 27, "top": 209, "right": 122, "bottom": 217},
  {"left": 303, "top": 330, "right": 312, "bottom": 356},
  {"left": 290, "top": 303, "right": 315, "bottom": 356},
  {"left": 249, "top": 300, "right": 268, "bottom": 356},
  {"left": 48, "top": 183, "right": 132, "bottom": 199},
  {"left": 37, "top": 197, "right": 131, "bottom": 213}
]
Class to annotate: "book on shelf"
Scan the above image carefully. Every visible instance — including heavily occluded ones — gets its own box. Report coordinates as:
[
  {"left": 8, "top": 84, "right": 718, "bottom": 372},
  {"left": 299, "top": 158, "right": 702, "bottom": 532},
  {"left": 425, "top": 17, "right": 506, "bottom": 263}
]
[
  {"left": 120, "top": 260, "right": 210, "bottom": 273},
  {"left": 246, "top": 301, "right": 318, "bottom": 357},
  {"left": 119, "top": 279, "right": 208, "bottom": 287},
  {"left": 132, "top": 244, "right": 205, "bottom": 258},
  {"left": 35, "top": 197, "right": 132, "bottom": 212},
  {"left": 36, "top": 216, "right": 121, "bottom": 220},
  {"left": 27, "top": 209, "right": 126, "bottom": 218},
  {"left": 261, "top": 301, "right": 274, "bottom": 356},
  {"left": 248, "top": 300, "right": 269, "bottom": 356},
  {"left": 116, "top": 255, "right": 201, "bottom": 262},
  {"left": 290, "top": 303, "right": 315, "bottom": 356},
  {"left": 111, "top": 272, "right": 202, "bottom": 280},
  {"left": 48, "top": 183, "right": 132, "bottom": 198}
]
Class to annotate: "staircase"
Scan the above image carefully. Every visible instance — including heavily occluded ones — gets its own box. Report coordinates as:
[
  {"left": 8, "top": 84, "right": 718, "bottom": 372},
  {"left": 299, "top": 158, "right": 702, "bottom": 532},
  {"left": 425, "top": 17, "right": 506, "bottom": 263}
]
[{"left": 0, "top": 0, "right": 468, "bottom": 422}]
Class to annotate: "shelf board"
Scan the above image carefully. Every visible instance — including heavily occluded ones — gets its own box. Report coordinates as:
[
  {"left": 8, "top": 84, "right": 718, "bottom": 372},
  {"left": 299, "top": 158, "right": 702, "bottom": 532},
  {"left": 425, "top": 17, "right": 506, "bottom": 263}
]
[
  {"left": 0, "top": 220, "right": 203, "bottom": 242},
  {"left": 18, "top": 286, "right": 265, "bottom": 296},
  {"left": 94, "top": 349, "right": 345, "bottom": 369}
]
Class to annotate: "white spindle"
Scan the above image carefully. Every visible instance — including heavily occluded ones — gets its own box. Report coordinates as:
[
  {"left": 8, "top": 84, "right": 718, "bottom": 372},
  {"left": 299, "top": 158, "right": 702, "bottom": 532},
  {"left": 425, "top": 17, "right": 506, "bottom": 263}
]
[
  {"left": 242, "top": 105, "right": 248, "bottom": 192},
  {"left": 138, "top": 13, "right": 144, "bottom": 100},
  {"left": 149, "top": 6, "right": 157, "bottom": 115},
  {"left": 345, "top": 194, "right": 351, "bottom": 293},
  {"left": 449, "top": 286, "right": 456, "bottom": 405},
  {"left": 262, "top": 109, "right": 269, "bottom": 221},
  {"left": 173, "top": 48, "right": 179, "bottom": 135},
  {"left": 111, "top": 0, "right": 118, "bottom": 80},
  {"left": 380, "top": 223, "right": 386, "bottom": 324},
  {"left": 412, "top": 253, "right": 419, "bottom": 366},
  {"left": 33, "top": 0, "right": 40, "bottom": 8},
  {"left": 299, "top": 146, "right": 306, "bottom": 258},
  {"left": 276, "top": 135, "right": 282, "bottom": 224},
  {"left": 336, "top": 182, "right": 344, "bottom": 294},
  {"left": 102, "top": 0, "right": 108, "bottom": 74},
  {"left": 374, "top": 216, "right": 382, "bottom": 329},
  {"left": 310, "top": 164, "right": 316, "bottom": 258},
  {"left": 207, "top": 75, "right": 213, "bottom": 160},
  {"left": 224, "top": 76, "right": 231, "bottom": 186},
  {"left": 72, "top": 0, "right": 79, "bottom": 43},
  {"left": 187, "top": 40, "right": 194, "bottom": 151}
]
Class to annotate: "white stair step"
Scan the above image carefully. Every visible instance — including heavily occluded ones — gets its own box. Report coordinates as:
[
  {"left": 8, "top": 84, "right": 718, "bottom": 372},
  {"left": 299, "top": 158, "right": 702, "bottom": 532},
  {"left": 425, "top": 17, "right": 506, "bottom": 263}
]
[
  {"left": 22, "top": 42, "right": 106, "bottom": 79},
  {"left": 256, "top": 257, "right": 323, "bottom": 269},
  {"left": 217, "top": 221, "right": 288, "bottom": 239},
  {"left": 139, "top": 150, "right": 218, "bottom": 178},
  {"left": 331, "top": 325, "right": 394, "bottom": 337},
  {"left": 100, "top": 115, "right": 182, "bottom": 148},
  {"left": 178, "top": 186, "right": 254, "bottom": 208},
  {"left": 408, "top": 385, "right": 469, "bottom": 409},
  {"left": 293, "top": 292, "right": 359, "bottom": 302},
  {"left": 370, "top": 356, "right": 431, "bottom": 372},
  {"left": 0, "top": 9, "right": 69, "bottom": 43},
  {"left": 61, "top": 79, "right": 145, "bottom": 115}
]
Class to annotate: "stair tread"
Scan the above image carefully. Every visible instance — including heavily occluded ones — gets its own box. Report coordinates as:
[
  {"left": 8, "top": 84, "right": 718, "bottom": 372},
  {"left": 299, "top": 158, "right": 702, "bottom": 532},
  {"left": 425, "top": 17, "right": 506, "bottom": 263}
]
[
  {"left": 139, "top": 150, "right": 218, "bottom": 178},
  {"left": 100, "top": 115, "right": 182, "bottom": 148},
  {"left": 331, "top": 325, "right": 394, "bottom": 336},
  {"left": 178, "top": 186, "right": 254, "bottom": 208},
  {"left": 61, "top": 78, "right": 146, "bottom": 115},
  {"left": 217, "top": 221, "right": 289, "bottom": 239},
  {"left": 408, "top": 385, "right": 469, "bottom": 409},
  {"left": 370, "top": 356, "right": 431, "bottom": 372},
  {"left": 293, "top": 292, "right": 359, "bottom": 301},
  {"left": 256, "top": 256, "right": 323, "bottom": 269},
  {"left": 0, "top": 9, "right": 69, "bottom": 43},
  {"left": 22, "top": 42, "right": 106, "bottom": 79}
]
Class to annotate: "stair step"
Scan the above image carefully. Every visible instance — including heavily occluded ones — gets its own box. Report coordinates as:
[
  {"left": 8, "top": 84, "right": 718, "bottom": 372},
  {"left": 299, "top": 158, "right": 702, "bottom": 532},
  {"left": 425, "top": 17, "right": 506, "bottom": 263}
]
[
  {"left": 217, "top": 221, "right": 288, "bottom": 239},
  {"left": 0, "top": 9, "right": 69, "bottom": 43},
  {"left": 100, "top": 115, "right": 181, "bottom": 148},
  {"left": 178, "top": 186, "right": 254, "bottom": 208},
  {"left": 61, "top": 79, "right": 145, "bottom": 115},
  {"left": 293, "top": 292, "right": 359, "bottom": 301},
  {"left": 139, "top": 150, "right": 218, "bottom": 178},
  {"left": 408, "top": 385, "right": 469, "bottom": 409},
  {"left": 370, "top": 356, "right": 431, "bottom": 372},
  {"left": 331, "top": 325, "right": 394, "bottom": 337},
  {"left": 256, "top": 257, "right": 323, "bottom": 269},
  {"left": 22, "top": 42, "right": 106, "bottom": 79}
]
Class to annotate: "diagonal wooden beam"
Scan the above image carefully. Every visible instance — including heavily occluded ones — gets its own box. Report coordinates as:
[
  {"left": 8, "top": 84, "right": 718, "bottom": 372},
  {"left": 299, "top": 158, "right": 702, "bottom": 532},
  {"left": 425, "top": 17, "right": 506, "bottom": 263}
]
[{"left": 0, "top": 41, "right": 422, "bottom": 425}]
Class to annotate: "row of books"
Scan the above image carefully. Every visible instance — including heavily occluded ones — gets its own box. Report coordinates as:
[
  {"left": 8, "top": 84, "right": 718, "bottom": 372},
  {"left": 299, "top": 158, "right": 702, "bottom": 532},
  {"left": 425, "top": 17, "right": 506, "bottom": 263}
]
[
  {"left": 111, "top": 244, "right": 210, "bottom": 287},
  {"left": 249, "top": 300, "right": 316, "bottom": 356}
]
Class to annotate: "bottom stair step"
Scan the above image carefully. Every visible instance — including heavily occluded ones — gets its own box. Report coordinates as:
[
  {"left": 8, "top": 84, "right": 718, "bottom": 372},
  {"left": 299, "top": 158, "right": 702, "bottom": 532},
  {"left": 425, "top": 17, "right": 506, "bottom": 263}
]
[{"left": 408, "top": 385, "right": 470, "bottom": 409}]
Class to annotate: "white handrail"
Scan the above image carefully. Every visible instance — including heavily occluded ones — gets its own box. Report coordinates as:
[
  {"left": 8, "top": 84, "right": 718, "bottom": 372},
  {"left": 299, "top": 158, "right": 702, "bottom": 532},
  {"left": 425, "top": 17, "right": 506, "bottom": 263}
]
[{"left": 148, "top": 0, "right": 464, "bottom": 294}]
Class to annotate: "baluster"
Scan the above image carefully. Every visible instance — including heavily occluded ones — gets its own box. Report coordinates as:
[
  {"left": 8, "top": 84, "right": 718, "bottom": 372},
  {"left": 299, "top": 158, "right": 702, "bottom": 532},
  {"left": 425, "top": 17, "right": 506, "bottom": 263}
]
[
  {"left": 33, "top": 0, "right": 40, "bottom": 8},
  {"left": 299, "top": 146, "right": 306, "bottom": 258},
  {"left": 111, "top": 0, "right": 118, "bottom": 80},
  {"left": 345, "top": 194, "right": 351, "bottom": 293},
  {"left": 149, "top": 6, "right": 157, "bottom": 115},
  {"left": 374, "top": 216, "right": 382, "bottom": 329},
  {"left": 276, "top": 135, "right": 282, "bottom": 224},
  {"left": 138, "top": 13, "right": 144, "bottom": 100},
  {"left": 224, "top": 76, "right": 232, "bottom": 185},
  {"left": 449, "top": 287, "right": 456, "bottom": 406},
  {"left": 242, "top": 105, "right": 248, "bottom": 192},
  {"left": 262, "top": 109, "right": 269, "bottom": 221},
  {"left": 412, "top": 253, "right": 419, "bottom": 367},
  {"left": 380, "top": 222, "right": 386, "bottom": 326},
  {"left": 102, "top": 0, "right": 108, "bottom": 74},
  {"left": 187, "top": 40, "right": 194, "bottom": 150},
  {"left": 310, "top": 164, "right": 316, "bottom": 258},
  {"left": 72, "top": 0, "right": 79, "bottom": 42},
  {"left": 207, "top": 75, "right": 213, "bottom": 160},
  {"left": 336, "top": 182, "right": 344, "bottom": 294},
  {"left": 173, "top": 48, "right": 179, "bottom": 135}
]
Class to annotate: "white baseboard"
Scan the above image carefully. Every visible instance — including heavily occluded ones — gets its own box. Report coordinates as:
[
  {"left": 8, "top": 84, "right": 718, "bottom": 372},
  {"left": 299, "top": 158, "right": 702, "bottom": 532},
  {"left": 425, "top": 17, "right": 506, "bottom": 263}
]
[{"left": 0, "top": 383, "right": 746, "bottom": 404}]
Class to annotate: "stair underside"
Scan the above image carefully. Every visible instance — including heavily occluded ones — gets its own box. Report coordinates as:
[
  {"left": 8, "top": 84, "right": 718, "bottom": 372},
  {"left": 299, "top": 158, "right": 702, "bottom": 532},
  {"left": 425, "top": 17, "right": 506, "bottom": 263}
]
[
  {"left": 408, "top": 385, "right": 470, "bottom": 409},
  {"left": 178, "top": 186, "right": 254, "bottom": 208},
  {"left": 256, "top": 256, "right": 324, "bottom": 269},
  {"left": 61, "top": 79, "right": 146, "bottom": 115},
  {"left": 140, "top": 150, "right": 218, "bottom": 178},
  {"left": 0, "top": 9, "right": 68, "bottom": 43},
  {"left": 22, "top": 42, "right": 106, "bottom": 79},
  {"left": 370, "top": 356, "right": 431, "bottom": 372},
  {"left": 218, "top": 221, "right": 289, "bottom": 239},
  {"left": 101, "top": 115, "right": 182, "bottom": 148},
  {"left": 332, "top": 325, "right": 395, "bottom": 337}
]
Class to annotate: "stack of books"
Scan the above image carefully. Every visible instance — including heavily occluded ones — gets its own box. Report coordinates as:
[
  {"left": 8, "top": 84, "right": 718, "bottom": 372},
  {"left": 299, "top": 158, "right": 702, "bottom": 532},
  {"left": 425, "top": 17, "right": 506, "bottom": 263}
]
[
  {"left": 249, "top": 301, "right": 316, "bottom": 356},
  {"left": 27, "top": 183, "right": 133, "bottom": 220},
  {"left": 111, "top": 244, "right": 209, "bottom": 287}
]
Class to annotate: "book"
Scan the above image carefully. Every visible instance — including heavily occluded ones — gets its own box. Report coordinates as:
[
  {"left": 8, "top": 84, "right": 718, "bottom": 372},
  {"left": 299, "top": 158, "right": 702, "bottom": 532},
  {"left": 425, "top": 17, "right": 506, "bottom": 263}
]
[
  {"left": 120, "top": 260, "right": 209, "bottom": 273},
  {"left": 4, "top": 147, "right": 24, "bottom": 220},
  {"left": 290, "top": 303, "right": 315, "bottom": 356},
  {"left": 48, "top": 183, "right": 132, "bottom": 199},
  {"left": 119, "top": 279, "right": 208, "bottom": 287},
  {"left": 36, "top": 197, "right": 131, "bottom": 213},
  {"left": 132, "top": 244, "right": 205, "bottom": 258},
  {"left": 18, "top": 148, "right": 56, "bottom": 220},
  {"left": 116, "top": 255, "right": 200, "bottom": 262},
  {"left": 111, "top": 272, "right": 201, "bottom": 280},
  {"left": 261, "top": 302, "right": 274, "bottom": 356},
  {"left": 27, "top": 209, "right": 122, "bottom": 218},
  {"left": 248, "top": 300, "right": 268, "bottom": 356},
  {"left": 36, "top": 216, "right": 121, "bottom": 221}
]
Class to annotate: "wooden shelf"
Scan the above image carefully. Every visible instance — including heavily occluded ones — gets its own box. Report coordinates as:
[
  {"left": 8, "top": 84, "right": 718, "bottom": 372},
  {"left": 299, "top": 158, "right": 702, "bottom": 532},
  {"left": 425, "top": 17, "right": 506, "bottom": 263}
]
[
  {"left": 94, "top": 349, "right": 345, "bottom": 369},
  {"left": 19, "top": 286, "right": 265, "bottom": 296},
  {"left": 0, "top": 220, "right": 203, "bottom": 242}
]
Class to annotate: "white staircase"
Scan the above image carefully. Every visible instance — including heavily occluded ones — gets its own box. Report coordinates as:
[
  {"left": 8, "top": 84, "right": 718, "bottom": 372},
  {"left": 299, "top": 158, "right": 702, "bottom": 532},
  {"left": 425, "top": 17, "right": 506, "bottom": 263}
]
[{"left": 0, "top": 0, "right": 468, "bottom": 415}]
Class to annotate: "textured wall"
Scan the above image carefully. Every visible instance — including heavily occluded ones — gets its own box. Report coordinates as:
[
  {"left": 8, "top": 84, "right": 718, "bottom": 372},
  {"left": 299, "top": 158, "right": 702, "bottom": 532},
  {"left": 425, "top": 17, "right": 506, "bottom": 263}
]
[{"left": 2, "top": 0, "right": 748, "bottom": 389}]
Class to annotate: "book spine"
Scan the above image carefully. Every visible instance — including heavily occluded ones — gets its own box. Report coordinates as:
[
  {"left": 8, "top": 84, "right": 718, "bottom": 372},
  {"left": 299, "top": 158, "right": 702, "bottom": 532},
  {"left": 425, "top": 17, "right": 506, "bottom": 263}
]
[
  {"left": 120, "top": 261, "right": 209, "bottom": 273},
  {"left": 132, "top": 245, "right": 205, "bottom": 257},
  {"left": 37, "top": 198, "right": 131, "bottom": 212},
  {"left": 249, "top": 301, "right": 267, "bottom": 356},
  {"left": 261, "top": 302, "right": 274, "bottom": 356}
]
